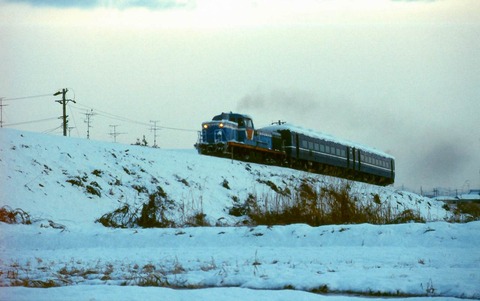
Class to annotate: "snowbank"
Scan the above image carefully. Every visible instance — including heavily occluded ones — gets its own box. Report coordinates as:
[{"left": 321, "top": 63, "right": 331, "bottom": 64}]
[
  {"left": 0, "top": 221, "right": 479, "bottom": 298},
  {"left": 1, "top": 129, "right": 477, "bottom": 300},
  {"left": 0, "top": 128, "right": 451, "bottom": 227}
]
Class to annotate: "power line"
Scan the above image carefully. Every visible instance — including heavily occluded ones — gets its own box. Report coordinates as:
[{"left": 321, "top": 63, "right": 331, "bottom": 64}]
[
  {"left": 72, "top": 103, "right": 149, "bottom": 127},
  {"left": 3, "top": 117, "right": 59, "bottom": 127},
  {"left": 70, "top": 103, "right": 197, "bottom": 132},
  {"left": 3, "top": 93, "right": 52, "bottom": 101},
  {"left": 67, "top": 102, "right": 80, "bottom": 138},
  {"left": 43, "top": 124, "right": 63, "bottom": 134}
]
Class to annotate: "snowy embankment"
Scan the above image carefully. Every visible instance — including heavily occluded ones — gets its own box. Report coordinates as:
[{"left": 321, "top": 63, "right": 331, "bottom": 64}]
[
  {"left": 0, "top": 128, "right": 451, "bottom": 226},
  {"left": 0, "top": 128, "right": 479, "bottom": 300}
]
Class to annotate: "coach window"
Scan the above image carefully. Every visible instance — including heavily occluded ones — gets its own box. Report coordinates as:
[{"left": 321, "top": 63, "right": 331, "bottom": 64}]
[
  {"left": 314, "top": 143, "right": 319, "bottom": 151},
  {"left": 320, "top": 145, "right": 325, "bottom": 153},
  {"left": 302, "top": 140, "right": 308, "bottom": 148},
  {"left": 326, "top": 146, "right": 330, "bottom": 153},
  {"left": 309, "top": 141, "right": 314, "bottom": 149},
  {"left": 341, "top": 149, "right": 346, "bottom": 157}
]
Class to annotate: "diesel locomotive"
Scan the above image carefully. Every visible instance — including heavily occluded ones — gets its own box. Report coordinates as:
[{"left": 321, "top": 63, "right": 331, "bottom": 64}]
[{"left": 195, "top": 112, "right": 395, "bottom": 186}]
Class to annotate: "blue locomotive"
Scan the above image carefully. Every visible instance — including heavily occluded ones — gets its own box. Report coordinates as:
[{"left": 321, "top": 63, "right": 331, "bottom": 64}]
[{"left": 195, "top": 112, "right": 395, "bottom": 186}]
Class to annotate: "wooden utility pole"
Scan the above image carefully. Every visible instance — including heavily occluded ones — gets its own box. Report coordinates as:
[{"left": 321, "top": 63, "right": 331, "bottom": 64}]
[
  {"left": 54, "top": 88, "right": 76, "bottom": 136},
  {"left": 0, "top": 97, "right": 7, "bottom": 128},
  {"left": 84, "top": 109, "right": 95, "bottom": 139},
  {"left": 109, "top": 125, "right": 125, "bottom": 143}
]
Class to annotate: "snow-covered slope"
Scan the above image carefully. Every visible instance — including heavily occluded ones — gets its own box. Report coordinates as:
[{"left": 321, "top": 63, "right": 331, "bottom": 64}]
[
  {"left": 0, "top": 129, "right": 479, "bottom": 300},
  {"left": 0, "top": 128, "right": 450, "bottom": 227}
]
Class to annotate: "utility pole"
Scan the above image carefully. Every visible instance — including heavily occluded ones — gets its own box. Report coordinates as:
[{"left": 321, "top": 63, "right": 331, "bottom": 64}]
[
  {"left": 53, "top": 88, "right": 76, "bottom": 136},
  {"left": 150, "top": 120, "right": 161, "bottom": 148},
  {"left": 84, "top": 109, "right": 95, "bottom": 139},
  {"left": 0, "top": 97, "right": 7, "bottom": 128},
  {"left": 109, "top": 125, "right": 125, "bottom": 143},
  {"left": 68, "top": 126, "right": 75, "bottom": 137}
]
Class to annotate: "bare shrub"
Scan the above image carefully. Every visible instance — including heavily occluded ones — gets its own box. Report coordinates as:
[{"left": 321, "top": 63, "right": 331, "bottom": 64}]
[
  {"left": 97, "top": 204, "right": 138, "bottom": 228},
  {"left": 233, "top": 179, "right": 426, "bottom": 226},
  {"left": 138, "top": 186, "right": 176, "bottom": 228},
  {"left": 0, "top": 206, "right": 31, "bottom": 225},
  {"left": 97, "top": 186, "right": 176, "bottom": 228}
]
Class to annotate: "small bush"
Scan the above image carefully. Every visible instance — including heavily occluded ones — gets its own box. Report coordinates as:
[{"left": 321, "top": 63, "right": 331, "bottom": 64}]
[
  {"left": 132, "top": 184, "right": 148, "bottom": 194},
  {"left": 91, "top": 169, "right": 103, "bottom": 177},
  {"left": 137, "top": 189, "right": 176, "bottom": 228},
  {"left": 175, "top": 175, "right": 190, "bottom": 187},
  {"left": 232, "top": 180, "right": 428, "bottom": 226},
  {"left": 185, "top": 212, "right": 210, "bottom": 227},
  {"left": 222, "top": 179, "right": 230, "bottom": 190},
  {"left": 392, "top": 209, "right": 425, "bottom": 224},
  {"left": 86, "top": 182, "right": 102, "bottom": 197},
  {"left": 99, "top": 186, "right": 176, "bottom": 228},
  {"left": 455, "top": 202, "right": 480, "bottom": 220},
  {"left": 0, "top": 206, "right": 32, "bottom": 225},
  {"left": 66, "top": 177, "right": 84, "bottom": 187},
  {"left": 97, "top": 204, "right": 138, "bottom": 228}
]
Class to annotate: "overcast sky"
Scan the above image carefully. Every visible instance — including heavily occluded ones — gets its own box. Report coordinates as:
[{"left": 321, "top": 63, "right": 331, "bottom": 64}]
[{"left": 1, "top": 0, "right": 479, "bottom": 192}]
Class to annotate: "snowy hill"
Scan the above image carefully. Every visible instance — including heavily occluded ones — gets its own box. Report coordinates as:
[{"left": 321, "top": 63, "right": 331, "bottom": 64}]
[
  {"left": 0, "top": 128, "right": 451, "bottom": 227},
  {"left": 1, "top": 129, "right": 479, "bottom": 300}
]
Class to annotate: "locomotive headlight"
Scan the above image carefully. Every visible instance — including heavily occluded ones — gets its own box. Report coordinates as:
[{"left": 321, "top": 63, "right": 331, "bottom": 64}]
[
  {"left": 203, "top": 124, "right": 208, "bottom": 129},
  {"left": 219, "top": 123, "right": 224, "bottom": 128}
]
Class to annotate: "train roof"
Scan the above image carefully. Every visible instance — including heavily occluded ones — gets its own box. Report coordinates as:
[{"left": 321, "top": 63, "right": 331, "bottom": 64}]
[
  {"left": 212, "top": 112, "right": 252, "bottom": 121},
  {"left": 260, "top": 123, "right": 394, "bottom": 159}
]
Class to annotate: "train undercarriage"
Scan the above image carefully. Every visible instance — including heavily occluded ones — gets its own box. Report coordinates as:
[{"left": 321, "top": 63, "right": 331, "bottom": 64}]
[{"left": 197, "top": 142, "right": 392, "bottom": 186}]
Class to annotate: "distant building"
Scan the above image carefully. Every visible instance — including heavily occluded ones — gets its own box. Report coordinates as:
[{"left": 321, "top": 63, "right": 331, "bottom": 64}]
[
  {"left": 469, "top": 189, "right": 480, "bottom": 196},
  {"left": 434, "top": 189, "right": 480, "bottom": 203}
]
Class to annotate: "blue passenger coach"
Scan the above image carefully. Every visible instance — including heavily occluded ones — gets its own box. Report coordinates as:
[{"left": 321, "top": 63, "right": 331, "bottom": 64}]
[{"left": 196, "top": 112, "right": 394, "bottom": 186}]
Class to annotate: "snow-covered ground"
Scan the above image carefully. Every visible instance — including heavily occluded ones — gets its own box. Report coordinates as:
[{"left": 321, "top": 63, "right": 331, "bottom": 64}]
[{"left": 1, "top": 129, "right": 478, "bottom": 300}]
